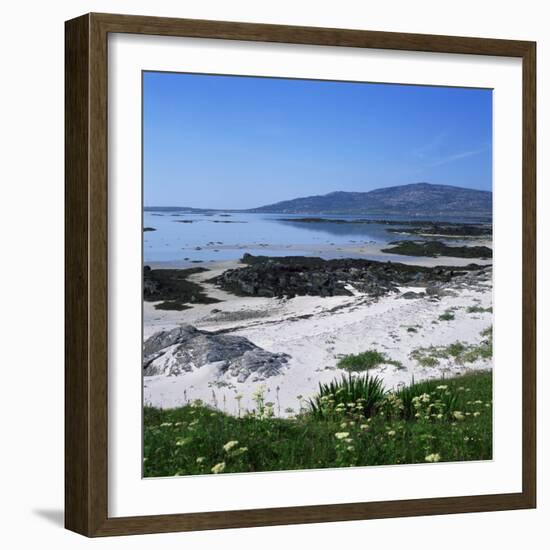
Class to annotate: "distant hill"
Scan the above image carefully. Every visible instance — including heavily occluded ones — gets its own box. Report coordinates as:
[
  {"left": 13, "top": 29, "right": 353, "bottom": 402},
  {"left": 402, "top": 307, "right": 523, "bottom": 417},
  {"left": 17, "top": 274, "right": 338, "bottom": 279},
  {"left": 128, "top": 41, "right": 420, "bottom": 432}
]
[{"left": 249, "top": 183, "right": 492, "bottom": 217}]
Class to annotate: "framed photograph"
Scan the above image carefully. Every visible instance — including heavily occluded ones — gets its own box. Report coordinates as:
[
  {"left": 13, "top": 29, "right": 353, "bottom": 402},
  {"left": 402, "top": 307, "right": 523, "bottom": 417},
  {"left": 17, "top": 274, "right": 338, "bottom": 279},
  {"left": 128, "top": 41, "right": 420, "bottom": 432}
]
[{"left": 65, "top": 13, "right": 536, "bottom": 537}]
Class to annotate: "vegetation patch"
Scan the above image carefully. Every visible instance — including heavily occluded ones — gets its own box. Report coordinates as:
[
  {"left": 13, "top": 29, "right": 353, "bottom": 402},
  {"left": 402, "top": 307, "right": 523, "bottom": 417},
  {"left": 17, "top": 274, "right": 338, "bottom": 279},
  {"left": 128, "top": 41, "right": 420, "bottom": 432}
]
[
  {"left": 410, "top": 327, "right": 492, "bottom": 367},
  {"left": 438, "top": 310, "right": 455, "bottom": 321},
  {"left": 466, "top": 305, "right": 493, "bottom": 314},
  {"left": 144, "top": 371, "right": 493, "bottom": 477},
  {"left": 337, "top": 350, "right": 402, "bottom": 371}
]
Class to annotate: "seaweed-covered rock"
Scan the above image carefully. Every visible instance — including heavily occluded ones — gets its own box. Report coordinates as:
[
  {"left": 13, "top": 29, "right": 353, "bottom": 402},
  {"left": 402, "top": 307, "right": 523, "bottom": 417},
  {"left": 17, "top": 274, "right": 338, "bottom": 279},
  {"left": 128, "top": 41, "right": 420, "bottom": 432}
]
[
  {"left": 210, "top": 254, "right": 485, "bottom": 299},
  {"left": 143, "top": 266, "right": 220, "bottom": 310},
  {"left": 381, "top": 240, "right": 492, "bottom": 259}
]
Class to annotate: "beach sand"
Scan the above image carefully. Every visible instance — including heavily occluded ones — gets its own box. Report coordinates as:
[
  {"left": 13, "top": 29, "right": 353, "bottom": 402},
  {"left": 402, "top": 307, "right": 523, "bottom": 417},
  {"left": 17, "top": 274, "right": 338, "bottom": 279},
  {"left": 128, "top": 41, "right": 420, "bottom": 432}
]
[{"left": 143, "top": 254, "right": 493, "bottom": 417}]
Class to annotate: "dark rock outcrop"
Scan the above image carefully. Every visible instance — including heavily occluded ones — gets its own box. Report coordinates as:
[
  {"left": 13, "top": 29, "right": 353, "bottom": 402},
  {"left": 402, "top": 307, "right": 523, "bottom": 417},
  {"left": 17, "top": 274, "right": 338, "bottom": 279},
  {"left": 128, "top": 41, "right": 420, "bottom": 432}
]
[
  {"left": 381, "top": 240, "right": 492, "bottom": 259},
  {"left": 210, "top": 254, "right": 485, "bottom": 299},
  {"left": 387, "top": 223, "right": 491, "bottom": 237},
  {"left": 144, "top": 266, "right": 220, "bottom": 310}
]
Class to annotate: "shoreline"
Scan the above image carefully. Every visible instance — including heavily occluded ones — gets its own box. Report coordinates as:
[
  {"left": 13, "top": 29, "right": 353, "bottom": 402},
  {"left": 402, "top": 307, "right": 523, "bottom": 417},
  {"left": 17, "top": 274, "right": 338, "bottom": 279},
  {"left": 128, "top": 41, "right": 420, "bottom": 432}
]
[
  {"left": 145, "top": 241, "right": 493, "bottom": 270},
  {"left": 143, "top": 256, "right": 493, "bottom": 417}
]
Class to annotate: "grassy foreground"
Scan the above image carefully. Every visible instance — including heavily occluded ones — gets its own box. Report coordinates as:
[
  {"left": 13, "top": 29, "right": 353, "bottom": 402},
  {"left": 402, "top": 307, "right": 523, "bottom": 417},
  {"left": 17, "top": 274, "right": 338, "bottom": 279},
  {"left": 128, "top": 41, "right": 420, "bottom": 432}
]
[{"left": 144, "top": 371, "right": 492, "bottom": 477}]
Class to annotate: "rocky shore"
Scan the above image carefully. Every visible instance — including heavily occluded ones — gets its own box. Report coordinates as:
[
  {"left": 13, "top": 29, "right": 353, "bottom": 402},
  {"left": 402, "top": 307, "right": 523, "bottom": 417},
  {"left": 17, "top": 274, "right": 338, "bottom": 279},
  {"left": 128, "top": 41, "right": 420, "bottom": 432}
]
[
  {"left": 143, "top": 266, "right": 220, "bottom": 310},
  {"left": 381, "top": 240, "right": 493, "bottom": 259},
  {"left": 209, "top": 253, "right": 487, "bottom": 299}
]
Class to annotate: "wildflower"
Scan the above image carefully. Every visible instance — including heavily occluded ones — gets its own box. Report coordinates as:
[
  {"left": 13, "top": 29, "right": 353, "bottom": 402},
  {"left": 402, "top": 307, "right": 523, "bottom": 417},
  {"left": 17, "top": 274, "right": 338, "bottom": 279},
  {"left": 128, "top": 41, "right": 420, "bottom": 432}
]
[
  {"left": 436, "top": 385, "right": 448, "bottom": 390},
  {"left": 347, "top": 446, "right": 355, "bottom": 452},
  {"left": 340, "top": 422, "right": 348, "bottom": 429},
  {"left": 360, "top": 424, "right": 370, "bottom": 431},
  {"left": 160, "top": 422, "right": 173, "bottom": 428},
  {"left": 335, "top": 432, "right": 350, "bottom": 440},
  {"left": 387, "top": 430, "right": 396, "bottom": 437},
  {"left": 211, "top": 462, "right": 226, "bottom": 474},
  {"left": 436, "top": 413, "right": 443, "bottom": 420},
  {"left": 344, "top": 438, "right": 353, "bottom": 444},
  {"left": 252, "top": 385, "right": 266, "bottom": 402},
  {"left": 425, "top": 453, "right": 441, "bottom": 463},
  {"left": 223, "top": 440, "right": 239, "bottom": 452},
  {"left": 473, "top": 411, "right": 481, "bottom": 417},
  {"left": 453, "top": 411, "right": 465, "bottom": 421},
  {"left": 196, "top": 456, "right": 205, "bottom": 464}
]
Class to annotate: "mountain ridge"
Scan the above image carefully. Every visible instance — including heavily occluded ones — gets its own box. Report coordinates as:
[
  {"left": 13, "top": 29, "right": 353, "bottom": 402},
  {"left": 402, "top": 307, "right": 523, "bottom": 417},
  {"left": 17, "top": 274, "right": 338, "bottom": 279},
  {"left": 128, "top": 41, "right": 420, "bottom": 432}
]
[
  {"left": 248, "top": 182, "right": 492, "bottom": 217},
  {"left": 144, "top": 183, "right": 492, "bottom": 217}
]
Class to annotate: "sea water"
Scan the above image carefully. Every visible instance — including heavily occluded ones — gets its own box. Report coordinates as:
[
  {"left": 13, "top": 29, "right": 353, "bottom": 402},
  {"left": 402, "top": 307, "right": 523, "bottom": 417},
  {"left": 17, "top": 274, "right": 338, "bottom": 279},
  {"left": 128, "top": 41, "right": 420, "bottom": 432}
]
[{"left": 143, "top": 211, "right": 488, "bottom": 266}]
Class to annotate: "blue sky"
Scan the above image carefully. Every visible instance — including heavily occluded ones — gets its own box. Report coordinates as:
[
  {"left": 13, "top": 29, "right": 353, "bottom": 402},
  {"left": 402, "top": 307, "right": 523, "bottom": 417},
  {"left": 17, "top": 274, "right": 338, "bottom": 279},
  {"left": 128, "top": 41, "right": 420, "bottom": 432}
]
[{"left": 143, "top": 72, "right": 492, "bottom": 208}]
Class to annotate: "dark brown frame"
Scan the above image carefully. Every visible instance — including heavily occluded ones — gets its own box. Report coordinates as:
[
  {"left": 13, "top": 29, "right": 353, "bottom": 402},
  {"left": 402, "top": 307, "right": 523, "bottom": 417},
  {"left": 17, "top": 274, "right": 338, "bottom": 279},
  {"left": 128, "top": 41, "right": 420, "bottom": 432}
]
[{"left": 65, "top": 12, "right": 537, "bottom": 537}]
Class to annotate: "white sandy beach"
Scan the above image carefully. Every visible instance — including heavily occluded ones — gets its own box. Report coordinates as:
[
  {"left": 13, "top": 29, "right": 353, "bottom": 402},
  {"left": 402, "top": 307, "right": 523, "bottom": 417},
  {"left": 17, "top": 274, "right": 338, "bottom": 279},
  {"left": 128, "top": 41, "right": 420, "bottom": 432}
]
[{"left": 143, "top": 254, "right": 493, "bottom": 417}]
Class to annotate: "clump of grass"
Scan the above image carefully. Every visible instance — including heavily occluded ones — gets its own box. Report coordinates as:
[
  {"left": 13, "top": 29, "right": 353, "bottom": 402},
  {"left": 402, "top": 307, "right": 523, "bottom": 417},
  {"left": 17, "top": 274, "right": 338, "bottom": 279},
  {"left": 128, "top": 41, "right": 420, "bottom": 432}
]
[
  {"left": 396, "top": 378, "right": 458, "bottom": 420},
  {"left": 467, "top": 305, "right": 493, "bottom": 314},
  {"left": 439, "top": 310, "right": 455, "bottom": 321},
  {"left": 407, "top": 327, "right": 418, "bottom": 333},
  {"left": 337, "top": 349, "right": 401, "bottom": 372},
  {"left": 308, "top": 373, "right": 387, "bottom": 419},
  {"left": 410, "top": 353, "right": 439, "bottom": 368}
]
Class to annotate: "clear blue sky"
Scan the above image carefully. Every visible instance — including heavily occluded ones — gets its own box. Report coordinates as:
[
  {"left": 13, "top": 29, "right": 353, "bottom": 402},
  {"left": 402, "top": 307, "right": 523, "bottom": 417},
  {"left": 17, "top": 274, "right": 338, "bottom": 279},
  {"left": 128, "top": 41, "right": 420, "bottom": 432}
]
[{"left": 143, "top": 71, "right": 492, "bottom": 208}]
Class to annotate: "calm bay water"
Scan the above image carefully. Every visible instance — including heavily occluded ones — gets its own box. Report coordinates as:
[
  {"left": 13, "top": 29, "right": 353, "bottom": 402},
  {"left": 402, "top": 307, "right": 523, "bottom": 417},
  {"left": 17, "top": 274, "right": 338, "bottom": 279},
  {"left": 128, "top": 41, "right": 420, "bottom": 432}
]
[{"left": 143, "top": 211, "right": 487, "bottom": 266}]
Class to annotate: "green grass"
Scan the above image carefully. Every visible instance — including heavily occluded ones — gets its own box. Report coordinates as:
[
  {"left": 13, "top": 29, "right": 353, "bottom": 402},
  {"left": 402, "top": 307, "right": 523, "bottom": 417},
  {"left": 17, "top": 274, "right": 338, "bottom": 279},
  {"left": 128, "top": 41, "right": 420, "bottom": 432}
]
[
  {"left": 337, "top": 350, "right": 402, "bottom": 372},
  {"left": 466, "top": 305, "right": 493, "bottom": 314},
  {"left": 410, "top": 326, "right": 492, "bottom": 367},
  {"left": 438, "top": 310, "right": 455, "bottom": 321},
  {"left": 144, "top": 371, "right": 493, "bottom": 477},
  {"left": 308, "top": 373, "right": 386, "bottom": 419}
]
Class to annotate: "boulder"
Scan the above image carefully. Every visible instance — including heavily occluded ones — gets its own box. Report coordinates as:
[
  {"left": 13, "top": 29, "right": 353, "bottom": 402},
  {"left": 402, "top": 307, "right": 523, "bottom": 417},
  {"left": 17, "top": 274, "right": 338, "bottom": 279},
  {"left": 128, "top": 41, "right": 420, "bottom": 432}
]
[{"left": 143, "top": 325, "right": 289, "bottom": 381}]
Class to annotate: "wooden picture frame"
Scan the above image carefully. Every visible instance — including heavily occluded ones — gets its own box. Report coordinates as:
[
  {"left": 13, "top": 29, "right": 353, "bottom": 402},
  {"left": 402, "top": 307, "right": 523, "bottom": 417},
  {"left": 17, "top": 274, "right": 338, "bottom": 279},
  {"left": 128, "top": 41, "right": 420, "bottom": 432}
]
[{"left": 65, "top": 12, "right": 536, "bottom": 537}]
